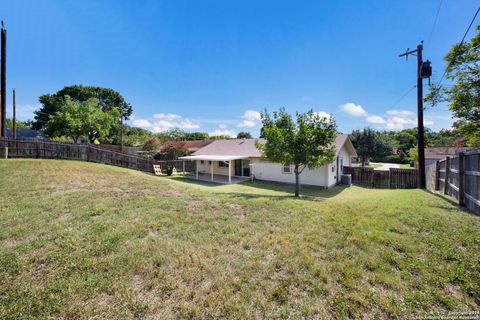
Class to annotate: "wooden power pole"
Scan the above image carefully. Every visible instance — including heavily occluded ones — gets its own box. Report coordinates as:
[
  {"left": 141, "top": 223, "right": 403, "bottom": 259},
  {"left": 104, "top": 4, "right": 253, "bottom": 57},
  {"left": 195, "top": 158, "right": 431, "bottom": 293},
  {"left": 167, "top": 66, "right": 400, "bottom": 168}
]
[
  {"left": 12, "top": 88, "right": 16, "bottom": 139},
  {"left": 0, "top": 20, "right": 6, "bottom": 138},
  {"left": 399, "top": 41, "right": 432, "bottom": 189}
]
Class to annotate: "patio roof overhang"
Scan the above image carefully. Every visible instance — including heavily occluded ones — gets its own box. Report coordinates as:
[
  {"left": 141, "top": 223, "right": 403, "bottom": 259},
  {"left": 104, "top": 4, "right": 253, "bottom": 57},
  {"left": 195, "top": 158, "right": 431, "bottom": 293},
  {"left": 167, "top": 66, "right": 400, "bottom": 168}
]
[
  {"left": 179, "top": 155, "right": 248, "bottom": 161},
  {"left": 178, "top": 155, "right": 249, "bottom": 184}
]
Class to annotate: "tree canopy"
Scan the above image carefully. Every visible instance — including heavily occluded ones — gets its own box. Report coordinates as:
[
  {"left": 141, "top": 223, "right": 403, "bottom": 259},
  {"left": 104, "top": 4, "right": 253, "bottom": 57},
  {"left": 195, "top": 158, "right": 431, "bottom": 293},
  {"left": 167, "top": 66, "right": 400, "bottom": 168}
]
[
  {"left": 258, "top": 108, "right": 337, "bottom": 197},
  {"left": 44, "top": 96, "right": 119, "bottom": 143},
  {"left": 426, "top": 26, "right": 480, "bottom": 146},
  {"left": 33, "top": 85, "right": 132, "bottom": 132},
  {"left": 350, "top": 128, "right": 393, "bottom": 165},
  {"left": 237, "top": 131, "right": 252, "bottom": 139}
]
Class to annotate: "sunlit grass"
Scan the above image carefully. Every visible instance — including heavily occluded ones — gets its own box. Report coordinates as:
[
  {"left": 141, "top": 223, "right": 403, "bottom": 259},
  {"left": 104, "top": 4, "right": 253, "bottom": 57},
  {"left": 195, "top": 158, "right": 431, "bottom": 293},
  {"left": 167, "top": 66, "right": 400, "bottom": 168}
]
[{"left": 0, "top": 159, "right": 478, "bottom": 318}]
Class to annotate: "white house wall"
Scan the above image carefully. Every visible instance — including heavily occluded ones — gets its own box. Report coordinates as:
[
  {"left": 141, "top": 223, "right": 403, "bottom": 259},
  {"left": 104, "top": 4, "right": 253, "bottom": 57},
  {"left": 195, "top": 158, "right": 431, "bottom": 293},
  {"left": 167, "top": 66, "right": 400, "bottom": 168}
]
[
  {"left": 251, "top": 145, "right": 353, "bottom": 188},
  {"left": 196, "top": 160, "right": 234, "bottom": 176},
  {"left": 251, "top": 160, "right": 329, "bottom": 187}
]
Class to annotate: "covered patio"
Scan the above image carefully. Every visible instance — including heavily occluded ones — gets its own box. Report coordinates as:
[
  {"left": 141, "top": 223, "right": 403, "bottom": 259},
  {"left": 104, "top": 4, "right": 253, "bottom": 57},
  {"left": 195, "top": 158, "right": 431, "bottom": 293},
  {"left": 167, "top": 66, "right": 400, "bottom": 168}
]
[{"left": 178, "top": 154, "right": 249, "bottom": 184}]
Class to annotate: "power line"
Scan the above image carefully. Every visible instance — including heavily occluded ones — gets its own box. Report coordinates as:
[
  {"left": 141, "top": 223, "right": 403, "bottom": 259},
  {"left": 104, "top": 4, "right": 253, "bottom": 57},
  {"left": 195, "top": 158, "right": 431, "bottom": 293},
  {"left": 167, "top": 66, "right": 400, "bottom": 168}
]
[
  {"left": 428, "top": 0, "right": 443, "bottom": 45},
  {"left": 391, "top": 85, "right": 416, "bottom": 108},
  {"left": 438, "top": 5, "right": 480, "bottom": 84}
]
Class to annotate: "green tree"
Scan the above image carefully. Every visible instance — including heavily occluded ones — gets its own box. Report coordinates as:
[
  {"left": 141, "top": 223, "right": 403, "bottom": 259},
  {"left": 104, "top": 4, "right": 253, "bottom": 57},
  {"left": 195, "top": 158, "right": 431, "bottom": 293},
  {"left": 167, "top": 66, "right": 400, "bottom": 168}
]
[
  {"left": 109, "top": 124, "right": 153, "bottom": 146},
  {"left": 157, "top": 128, "right": 186, "bottom": 141},
  {"left": 237, "top": 131, "right": 252, "bottom": 139},
  {"left": 160, "top": 141, "right": 188, "bottom": 175},
  {"left": 141, "top": 136, "right": 161, "bottom": 157},
  {"left": 6, "top": 118, "right": 32, "bottom": 129},
  {"left": 45, "top": 96, "right": 119, "bottom": 143},
  {"left": 183, "top": 131, "right": 209, "bottom": 140},
  {"left": 426, "top": 26, "right": 480, "bottom": 146},
  {"left": 350, "top": 128, "right": 393, "bottom": 165},
  {"left": 33, "top": 85, "right": 133, "bottom": 141},
  {"left": 258, "top": 108, "right": 337, "bottom": 197}
]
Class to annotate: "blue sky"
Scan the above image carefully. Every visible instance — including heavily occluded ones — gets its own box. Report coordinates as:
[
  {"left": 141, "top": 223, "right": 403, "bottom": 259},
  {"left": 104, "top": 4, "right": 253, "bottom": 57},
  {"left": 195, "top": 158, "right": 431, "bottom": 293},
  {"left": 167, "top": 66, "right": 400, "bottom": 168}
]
[{"left": 2, "top": 0, "right": 478, "bottom": 137}]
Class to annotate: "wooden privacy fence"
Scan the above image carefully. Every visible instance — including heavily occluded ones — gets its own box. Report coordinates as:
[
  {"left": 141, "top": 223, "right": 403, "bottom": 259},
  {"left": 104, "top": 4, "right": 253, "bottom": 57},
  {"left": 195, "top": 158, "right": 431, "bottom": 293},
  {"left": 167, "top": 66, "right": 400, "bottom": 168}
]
[
  {"left": 343, "top": 166, "right": 418, "bottom": 189},
  {"left": 427, "top": 149, "right": 480, "bottom": 215},
  {"left": 0, "top": 138, "right": 195, "bottom": 174}
]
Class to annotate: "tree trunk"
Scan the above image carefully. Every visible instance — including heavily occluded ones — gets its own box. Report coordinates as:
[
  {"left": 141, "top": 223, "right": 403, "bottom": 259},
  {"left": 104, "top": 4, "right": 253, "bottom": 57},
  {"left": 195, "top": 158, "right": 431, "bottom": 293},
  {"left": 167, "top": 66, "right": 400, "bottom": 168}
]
[{"left": 294, "top": 164, "right": 300, "bottom": 197}]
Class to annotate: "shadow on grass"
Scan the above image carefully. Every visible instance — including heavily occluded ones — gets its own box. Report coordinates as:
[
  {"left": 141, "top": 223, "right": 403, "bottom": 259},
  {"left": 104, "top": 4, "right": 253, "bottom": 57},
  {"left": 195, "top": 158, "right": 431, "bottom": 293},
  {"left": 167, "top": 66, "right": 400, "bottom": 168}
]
[
  {"left": 421, "top": 189, "right": 478, "bottom": 216},
  {"left": 168, "top": 175, "right": 348, "bottom": 201}
]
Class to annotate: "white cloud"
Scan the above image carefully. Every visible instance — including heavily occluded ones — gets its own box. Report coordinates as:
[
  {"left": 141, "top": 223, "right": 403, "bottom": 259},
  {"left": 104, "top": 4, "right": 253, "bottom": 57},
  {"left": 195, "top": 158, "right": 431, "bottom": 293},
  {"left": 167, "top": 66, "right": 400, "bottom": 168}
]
[
  {"left": 339, "top": 102, "right": 368, "bottom": 117},
  {"left": 386, "top": 110, "right": 416, "bottom": 117},
  {"left": 237, "top": 120, "right": 257, "bottom": 127},
  {"left": 132, "top": 113, "right": 200, "bottom": 132},
  {"left": 314, "top": 111, "right": 331, "bottom": 120},
  {"left": 237, "top": 109, "right": 261, "bottom": 127},
  {"left": 366, "top": 115, "right": 386, "bottom": 124},
  {"left": 209, "top": 128, "right": 236, "bottom": 138},
  {"left": 179, "top": 119, "right": 200, "bottom": 129},
  {"left": 242, "top": 110, "right": 261, "bottom": 121},
  {"left": 153, "top": 113, "right": 182, "bottom": 120},
  {"left": 382, "top": 109, "right": 434, "bottom": 130},
  {"left": 219, "top": 124, "right": 227, "bottom": 129},
  {"left": 132, "top": 119, "right": 153, "bottom": 128},
  {"left": 6, "top": 104, "right": 37, "bottom": 121}
]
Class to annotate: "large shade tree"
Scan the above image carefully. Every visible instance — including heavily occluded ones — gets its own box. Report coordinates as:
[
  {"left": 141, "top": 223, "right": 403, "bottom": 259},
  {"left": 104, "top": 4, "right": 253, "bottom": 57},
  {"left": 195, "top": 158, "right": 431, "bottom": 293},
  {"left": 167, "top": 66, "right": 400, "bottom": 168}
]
[
  {"left": 426, "top": 26, "right": 480, "bottom": 146},
  {"left": 44, "top": 96, "right": 119, "bottom": 143},
  {"left": 350, "top": 128, "right": 393, "bottom": 165},
  {"left": 33, "top": 85, "right": 133, "bottom": 143},
  {"left": 258, "top": 108, "right": 337, "bottom": 197}
]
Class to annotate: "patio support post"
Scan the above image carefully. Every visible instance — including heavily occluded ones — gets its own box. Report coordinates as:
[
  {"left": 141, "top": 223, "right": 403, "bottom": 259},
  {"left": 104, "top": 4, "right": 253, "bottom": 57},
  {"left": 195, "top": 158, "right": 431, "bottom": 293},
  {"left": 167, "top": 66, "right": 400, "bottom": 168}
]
[
  {"left": 196, "top": 160, "right": 199, "bottom": 180},
  {"left": 182, "top": 160, "right": 185, "bottom": 176},
  {"left": 211, "top": 161, "right": 213, "bottom": 182},
  {"left": 228, "top": 161, "right": 231, "bottom": 184}
]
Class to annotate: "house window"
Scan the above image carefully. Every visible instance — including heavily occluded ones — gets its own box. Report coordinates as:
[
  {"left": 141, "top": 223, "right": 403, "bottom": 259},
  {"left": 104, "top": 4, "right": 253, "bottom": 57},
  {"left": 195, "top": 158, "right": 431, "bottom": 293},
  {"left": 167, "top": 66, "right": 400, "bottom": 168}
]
[
  {"left": 282, "top": 164, "right": 292, "bottom": 174},
  {"left": 218, "top": 161, "right": 228, "bottom": 168}
]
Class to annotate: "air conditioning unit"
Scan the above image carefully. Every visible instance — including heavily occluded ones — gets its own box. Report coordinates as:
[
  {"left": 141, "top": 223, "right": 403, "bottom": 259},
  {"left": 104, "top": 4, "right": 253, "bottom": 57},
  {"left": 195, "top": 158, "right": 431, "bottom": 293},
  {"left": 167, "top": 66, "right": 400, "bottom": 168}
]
[{"left": 341, "top": 174, "right": 352, "bottom": 187}]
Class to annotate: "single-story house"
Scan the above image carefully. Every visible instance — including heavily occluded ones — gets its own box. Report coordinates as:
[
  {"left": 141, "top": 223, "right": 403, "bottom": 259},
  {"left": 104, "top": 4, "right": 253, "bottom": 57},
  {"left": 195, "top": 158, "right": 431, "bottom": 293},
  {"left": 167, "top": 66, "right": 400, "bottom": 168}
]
[
  {"left": 179, "top": 134, "right": 357, "bottom": 187},
  {"left": 423, "top": 147, "right": 476, "bottom": 166}
]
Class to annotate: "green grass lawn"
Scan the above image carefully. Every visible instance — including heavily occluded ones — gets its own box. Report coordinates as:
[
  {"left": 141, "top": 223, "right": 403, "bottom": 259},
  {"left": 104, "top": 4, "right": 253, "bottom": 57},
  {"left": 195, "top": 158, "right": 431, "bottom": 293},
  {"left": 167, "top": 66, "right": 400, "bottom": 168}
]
[
  {"left": 0, "top": 159, "right": 479, "bottom": 319},
  {"left": 352, "top": 163, "right": 384, "bottom": 168}
]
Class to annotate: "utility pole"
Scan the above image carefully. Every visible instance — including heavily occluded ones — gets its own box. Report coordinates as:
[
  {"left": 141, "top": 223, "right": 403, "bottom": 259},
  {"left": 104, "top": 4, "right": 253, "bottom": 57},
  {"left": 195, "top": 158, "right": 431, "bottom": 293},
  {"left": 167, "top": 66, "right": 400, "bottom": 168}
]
[
  {"left": 12, "top": 88, "right": 16, "bottom": 139},
  {"left": 399, "top": 41, "right": 432, "bottom": 189},
  {"left": 1, "top": 20, "right": 6, "bottom": 138}
]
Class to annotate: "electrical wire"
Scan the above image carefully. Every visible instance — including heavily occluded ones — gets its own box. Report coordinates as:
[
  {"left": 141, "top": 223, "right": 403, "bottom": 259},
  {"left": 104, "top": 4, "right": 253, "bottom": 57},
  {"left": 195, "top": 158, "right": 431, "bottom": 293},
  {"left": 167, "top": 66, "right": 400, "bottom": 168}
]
[
  {"left": 438, "top": 5, "right": 480, "bottom": 84},
  {"left": 391, "top": 85, "right": 416, "bottom": 108},
  {"left": 428, "top": 0, "right": 443, "bottom": 45}
]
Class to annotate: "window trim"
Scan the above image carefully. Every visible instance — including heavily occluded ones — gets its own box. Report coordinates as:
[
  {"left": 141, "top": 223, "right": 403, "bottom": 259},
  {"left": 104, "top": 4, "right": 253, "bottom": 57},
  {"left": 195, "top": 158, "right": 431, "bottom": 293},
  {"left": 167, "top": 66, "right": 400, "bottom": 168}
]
[{"left": 282, "top": 164, "right": 292, "bottom": 174}]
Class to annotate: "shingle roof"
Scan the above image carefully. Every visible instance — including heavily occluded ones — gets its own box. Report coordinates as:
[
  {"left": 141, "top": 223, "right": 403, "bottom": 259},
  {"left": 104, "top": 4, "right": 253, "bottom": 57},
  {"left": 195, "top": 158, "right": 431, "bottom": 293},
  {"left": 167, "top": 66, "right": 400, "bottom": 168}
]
[
  {"left": 182, "top": 140, "right": 214, "bottom": 151},
  {"left": 192, "top": 139, "right": 265, "bottom": 157},
  {"left": 193, "top": 134, "right": 356, "bottom": 158}
]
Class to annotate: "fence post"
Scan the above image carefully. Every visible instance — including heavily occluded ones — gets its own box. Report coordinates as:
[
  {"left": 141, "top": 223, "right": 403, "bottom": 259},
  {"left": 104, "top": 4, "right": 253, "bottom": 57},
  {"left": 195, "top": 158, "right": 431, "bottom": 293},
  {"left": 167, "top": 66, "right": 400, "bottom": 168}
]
[
  {"left": 458, "top": 153, "right": 465, "bottom": 206},
  {"left": 388, "top": 168, "right": 391, "bottom": 189},
  {"left": 434, "top": 160, "right": 440, "bottom": 191},
  {"left": 444, "top": 156, "right": 450, "bottom": 195}
]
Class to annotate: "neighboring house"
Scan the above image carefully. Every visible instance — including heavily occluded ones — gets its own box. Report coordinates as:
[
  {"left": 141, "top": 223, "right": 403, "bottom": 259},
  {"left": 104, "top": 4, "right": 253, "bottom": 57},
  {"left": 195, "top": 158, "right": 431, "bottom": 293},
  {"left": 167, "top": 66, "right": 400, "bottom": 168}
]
[
  {"left": 6, "top": 128, "right": 46, "bottom": 139},
  {"left": 154, "top": 140, "right": 214, "bottom": 160},
  {"left": 423, "top": 147, "right": 476, "bottom": 166},
  {"left": 179, "top": 134, "right": 357, "bottom": 187}
]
